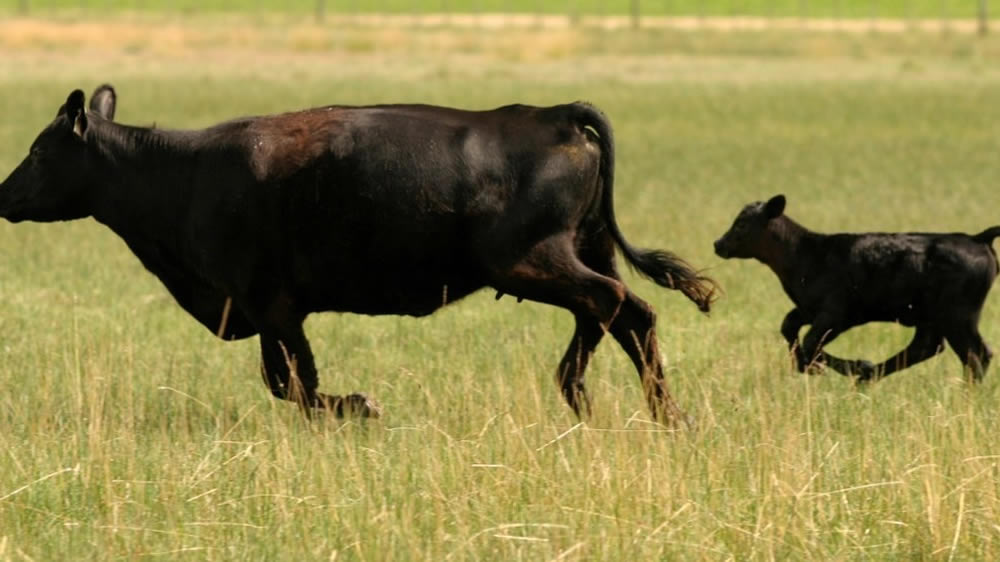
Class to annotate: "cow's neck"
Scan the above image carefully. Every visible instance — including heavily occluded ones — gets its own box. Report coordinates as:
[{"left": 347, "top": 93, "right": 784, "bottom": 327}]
[
  {"left": 757, "top": 215, "right": 816, "bottom": 283},
  {"left": 87, "top": 120, "right": 202, "bottom": 232}
]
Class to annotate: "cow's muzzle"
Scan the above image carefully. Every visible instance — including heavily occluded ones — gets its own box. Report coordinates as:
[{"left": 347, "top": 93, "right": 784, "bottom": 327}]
[{"left": 714, "top": 239, "right": 731, "bottom": 259}]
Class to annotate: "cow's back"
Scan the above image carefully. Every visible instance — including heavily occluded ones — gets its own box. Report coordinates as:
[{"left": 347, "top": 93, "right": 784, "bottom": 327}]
[{"left": 239, "top": 103, "right": 602, "bottom": 316}]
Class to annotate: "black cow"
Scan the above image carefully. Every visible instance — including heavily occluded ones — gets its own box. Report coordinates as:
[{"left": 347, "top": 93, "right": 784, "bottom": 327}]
[
  {"left": 714, "top": 194, "right": 999, "bottom": 382},
  {"left": 0, "top": 85, "right": 716, "bottom": 423}
]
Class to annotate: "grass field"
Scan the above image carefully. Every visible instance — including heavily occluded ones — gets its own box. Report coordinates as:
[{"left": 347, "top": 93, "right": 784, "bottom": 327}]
[{"left": 2, "top": 17, "right": 1000, "bottom": 560}]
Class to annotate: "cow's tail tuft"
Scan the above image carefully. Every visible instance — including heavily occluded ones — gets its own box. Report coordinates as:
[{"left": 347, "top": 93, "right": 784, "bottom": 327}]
[
  {"left": 973, "top": 226, "right": 1000, "bottom": 245},
  {"left": 571, "top": 102, "right": 718, "bottom": 313}
]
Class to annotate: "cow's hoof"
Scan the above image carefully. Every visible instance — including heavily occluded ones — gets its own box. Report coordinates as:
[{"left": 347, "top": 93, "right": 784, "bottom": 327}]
[
  {"left": 679, "top": 412, "right": 698, "bottom": 432},
  {"left": 652, "top": 402, "right": 696, "bottom": 431},
  {"left": 325, "top": 393, "right": 383, "bottom": 418}
]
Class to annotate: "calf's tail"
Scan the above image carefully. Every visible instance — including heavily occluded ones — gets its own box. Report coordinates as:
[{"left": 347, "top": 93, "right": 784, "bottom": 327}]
[
  {"left": 973, "top": 226, "right": 1000, "bottom": 245},
  {"left": 571, "top": 102, "right": 718, "bottom": 313}
]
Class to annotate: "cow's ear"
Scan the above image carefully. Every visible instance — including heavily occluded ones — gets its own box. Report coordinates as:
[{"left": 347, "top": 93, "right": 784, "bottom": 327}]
[
  {"left": 65, "top": 89, "right": 87, "bottom": 137},
  {"left": 89, "top": 84, "right": 117, "bottom": 121},
  {"left": 764, "top": 194, "right": 786, "bottom": 219}
]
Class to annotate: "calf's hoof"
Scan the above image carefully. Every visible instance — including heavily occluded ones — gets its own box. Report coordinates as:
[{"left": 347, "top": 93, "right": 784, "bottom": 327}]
[
  {"left": 852, "top": 360, "right": 878, "bottom": 383},
  {"left": 804, "top": 362, "right": 825, "bottom": 375}
]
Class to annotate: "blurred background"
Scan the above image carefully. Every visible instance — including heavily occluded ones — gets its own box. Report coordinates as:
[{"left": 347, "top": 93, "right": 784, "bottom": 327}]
[{"left": 1, "top": 0, "right": 994, "bottom": 35}]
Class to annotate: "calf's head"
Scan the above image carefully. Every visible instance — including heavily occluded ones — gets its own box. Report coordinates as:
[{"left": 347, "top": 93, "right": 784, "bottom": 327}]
[
  {"left": 714, "top": 194, "right": 786, "bottom": 259},
  {"left": 0, "top": 86, "right": 116, "bottom": 223}
]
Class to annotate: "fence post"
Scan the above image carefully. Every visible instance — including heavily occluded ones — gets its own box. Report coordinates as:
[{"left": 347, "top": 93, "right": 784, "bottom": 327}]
[
  {"left": 568, "top": 0, "right": 580, "bottom": 27},
  {"left": 630, "top": 0, "right": 640, "bottom": 28},
  {"left": 979, "top": 0, "right": 990, "bottom": 35},
  {"left": 316, "top": 0, "right": 326, "bottom": 23},
  {"left": 18, "top": 0, "right": 28, "bottom": 14}
]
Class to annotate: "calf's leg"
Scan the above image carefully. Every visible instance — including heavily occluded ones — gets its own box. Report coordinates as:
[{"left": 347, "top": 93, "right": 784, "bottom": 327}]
[
  {"left": 855, "top": 326, "right": 945, "bottom": 382},
  {"left": 780, "top": 308, "right": 806, "bottom": 356},
  {"left": 780, "top": 308, "right": 854, "bottom": 373},
  {"left": 798, "top": 314, "right": 847, "bottom": 374},
  {"left": 944, "top": 322, "right": 993, "bottom": 382}
]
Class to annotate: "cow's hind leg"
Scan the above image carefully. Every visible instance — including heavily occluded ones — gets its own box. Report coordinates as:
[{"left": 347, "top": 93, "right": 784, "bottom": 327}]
[
  {"left": 573, "top": 230, "right": 689, "bottom": 427},
  {"left": 490, "top": 234, "right": 627, "bottom": 329},
  {"left": 489, "top": 234, "right": 626, "bottom": 417},
  {"left": 557, "top": 313, "right": 606, "bottom": 419},
  {"left": 255, "top": 298, "right": 380, "bottom": 418},
  {"left": 607, "top": 291, "right": 689, "bottom": 427}
]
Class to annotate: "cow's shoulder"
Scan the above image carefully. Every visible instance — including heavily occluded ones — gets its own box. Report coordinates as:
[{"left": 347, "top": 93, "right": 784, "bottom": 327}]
[{"left": 236, "top": 107, "right": 354, "bottom": 180}]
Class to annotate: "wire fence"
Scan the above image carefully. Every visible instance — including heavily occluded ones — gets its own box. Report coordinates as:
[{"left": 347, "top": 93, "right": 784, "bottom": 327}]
[{"left": 7, "top": 1, "right": 991, "bottom": 34}]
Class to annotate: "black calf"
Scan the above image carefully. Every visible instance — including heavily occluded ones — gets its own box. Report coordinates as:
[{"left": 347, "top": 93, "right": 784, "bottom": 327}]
[{"left": 715, "top": 194, "right": 999, "bottom": 382}]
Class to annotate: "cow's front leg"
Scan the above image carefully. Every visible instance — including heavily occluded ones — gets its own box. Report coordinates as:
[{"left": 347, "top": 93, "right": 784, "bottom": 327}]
[
  {"left": 255, "top": 299, "right": 380, "bottom": 418},
  {"left": 259, "top": 334, "right": 380, "bottom": 418}
]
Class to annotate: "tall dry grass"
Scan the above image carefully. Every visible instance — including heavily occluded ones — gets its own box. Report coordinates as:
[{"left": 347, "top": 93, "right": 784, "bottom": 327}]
[{"left": 1, "top": 17, "right": 1000, "bottom": 560}]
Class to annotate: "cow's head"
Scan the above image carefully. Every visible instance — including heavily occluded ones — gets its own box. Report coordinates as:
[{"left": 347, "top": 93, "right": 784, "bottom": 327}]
[
  {"left": 0, "top": 85, "right": 117, "bottom": 223},
  {"left": 714, "top": 194, "right": 786, "bottom": 259}
]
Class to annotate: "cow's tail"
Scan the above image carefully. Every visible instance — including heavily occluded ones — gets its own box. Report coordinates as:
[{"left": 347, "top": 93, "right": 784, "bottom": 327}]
[
  {"left": 973, "top": 226, "right": 1000, "bottom": 245},
  {"left": 572, "top": 102, "right": 717, "bottom": 314}
]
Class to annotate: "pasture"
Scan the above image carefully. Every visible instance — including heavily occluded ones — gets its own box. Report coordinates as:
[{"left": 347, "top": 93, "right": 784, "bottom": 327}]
[{"left": 1, "top": 17, "right": 1000, "bottom": 560}]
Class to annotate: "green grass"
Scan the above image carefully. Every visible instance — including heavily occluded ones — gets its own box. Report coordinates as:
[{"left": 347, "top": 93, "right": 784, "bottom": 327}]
[
  {"left": 5, "top": 0, "right": 990, "bottom": 18},
  {"left": 2, "top": 20, "right": 1000, "bottom": 560}
]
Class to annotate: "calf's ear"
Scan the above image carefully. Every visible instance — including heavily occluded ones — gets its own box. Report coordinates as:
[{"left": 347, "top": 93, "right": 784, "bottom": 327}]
[
  {"left": 89, "top": 84, "right": 117, "bottom": 121},
  {"left": 765, "top": 194, "right": 786, "bottom": 219},
  {"left": 64, "top": 89, "right": 88, "bottom": 138}
]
